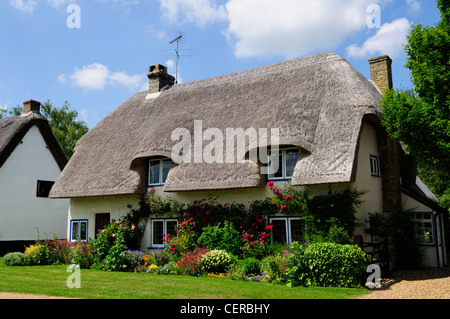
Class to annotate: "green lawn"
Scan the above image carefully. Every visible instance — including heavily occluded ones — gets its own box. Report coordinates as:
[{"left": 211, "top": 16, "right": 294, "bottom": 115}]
[{"left": 0, "top": 258, "right": 371, "bottom": 299}]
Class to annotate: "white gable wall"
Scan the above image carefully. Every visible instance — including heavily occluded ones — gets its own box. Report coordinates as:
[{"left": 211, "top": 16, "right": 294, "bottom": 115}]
[{"left": 0, "top": 125, "right": 68, "bottom": 241}]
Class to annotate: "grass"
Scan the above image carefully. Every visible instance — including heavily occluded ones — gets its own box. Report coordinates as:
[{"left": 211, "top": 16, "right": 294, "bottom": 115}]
[{"left": 0, "top": 257, "right": 371, "bottom": 299}]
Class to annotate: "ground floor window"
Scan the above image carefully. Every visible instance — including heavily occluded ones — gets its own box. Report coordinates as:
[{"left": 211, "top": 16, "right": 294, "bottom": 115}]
[
  {"left": 70, "top": 219, "right": 88, "bottom": 242},
  {"left": 413, "top": 212, "right": 434, "bottom": 244},
  {"left": 268, "top": 216, "right": 306, "bottom": 244},
  {"left": 150, "top": 218, "right": 178, "bottom": 248}
]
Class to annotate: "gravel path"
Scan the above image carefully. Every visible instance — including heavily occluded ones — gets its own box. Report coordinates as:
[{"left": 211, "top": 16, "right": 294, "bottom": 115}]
[{"left": 360, "top": 265, "right": 450, "bottom": 299}]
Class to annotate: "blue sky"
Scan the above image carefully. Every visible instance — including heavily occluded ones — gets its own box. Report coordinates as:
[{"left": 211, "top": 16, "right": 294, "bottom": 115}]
[{"left": 0, "top": 0, "right": 441, "bottom": 129}]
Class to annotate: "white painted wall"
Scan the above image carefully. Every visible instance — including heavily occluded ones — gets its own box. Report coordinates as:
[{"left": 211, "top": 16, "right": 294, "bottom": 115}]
[{"left": 0, "top": 125, "right": 69, "bottom": 241}]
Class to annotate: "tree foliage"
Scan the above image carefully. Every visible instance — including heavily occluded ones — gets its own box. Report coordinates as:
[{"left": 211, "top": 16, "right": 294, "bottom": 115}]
[
  {"left": 0, "top": 99, "right": 88, "bottom": 159},
  {"left": 380, "top": 0, "right": 450, "bottom": 209}
]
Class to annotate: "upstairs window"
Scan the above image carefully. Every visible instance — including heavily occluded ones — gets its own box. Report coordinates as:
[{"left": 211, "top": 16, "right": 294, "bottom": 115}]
[
  {"left": 148, "top": 158, "right": 172, "bottom": 186},
  {"left": 267, "top": 147, "right": 300, "bottom": 180},
  {"left": 370, "top": 155, "right": 380, "bottom": 177},
  {"left": 36, "top": 180, "right": 55, "bottom": 198}
]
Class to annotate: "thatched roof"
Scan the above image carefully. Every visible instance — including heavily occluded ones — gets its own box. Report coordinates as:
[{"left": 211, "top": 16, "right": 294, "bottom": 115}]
[
  {"left": 50, "top": 51, "right": 383, "bottom": 198},
  {"left": 0, "top": 112, "right": 67, "bottom": 170}
]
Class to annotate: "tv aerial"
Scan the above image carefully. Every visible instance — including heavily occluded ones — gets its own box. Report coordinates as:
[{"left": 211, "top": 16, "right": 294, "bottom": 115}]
[{"left": 167, "top": 32, "right": 192, "bottom": 84}]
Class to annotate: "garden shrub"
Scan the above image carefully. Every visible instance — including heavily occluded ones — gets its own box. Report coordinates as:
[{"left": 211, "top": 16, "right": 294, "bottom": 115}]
[
  {"left": 176, "top": 248, "right": 210, "bottom": 276},
  {"left": 69, "top": 241, "right": 94, "bottom": 269},
  {"left": 200, "top": 250, "right": 233, "bottom": 274},
  {"left": 302, "top": 242, "right": 367, "bottom": 288},
  {"left": 239, "top": 257, "right": 261, "bottom": 275},
  {"left": 197, "top": 221, "right": 242, "bottom": 255},
  {"left": 92, "top": 221, "right": 130, "bottom": 271},
  {"left": 3, "top": 252, "right": 25, "bottom": 266}
]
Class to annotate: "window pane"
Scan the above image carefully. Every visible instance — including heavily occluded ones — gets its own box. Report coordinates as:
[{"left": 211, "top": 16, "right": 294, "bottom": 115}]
[
  {"left": 149, "top": 160, "right": 161, "bottom": 185},
  {"left": 290, "top": 219, "right": 305, "bottom": 242},
  {"left": 80, "top": 222, "right": 87, "bottom": 241},
  {"left": 162, "top": 160, "right": 172, "bottom": 183},
  {"left": 268, "top": 151, "right": 283, "bottom": 179},
  {"left": 71, "top": 222, "right": 79, "bottom": 241},
  {"left": 271, "top": 219, "right": 287, "bottom": 243},
  {"left": 285, "top": 149, "right": 300, "bottom": 177},
  {"left": 166, "top": 220, "right": 178, "bottom": 238},
  {"left": 152, "top": 220, "right": 164, "bottom": 246}
]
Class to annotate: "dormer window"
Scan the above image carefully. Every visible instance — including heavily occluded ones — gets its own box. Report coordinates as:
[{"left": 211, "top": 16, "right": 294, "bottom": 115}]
[
  {"left": 148, "top": 158, "right": 172, "bottom": 186},
  {"left": 267, "top": 147, "right": 300, "bottom": 180}
]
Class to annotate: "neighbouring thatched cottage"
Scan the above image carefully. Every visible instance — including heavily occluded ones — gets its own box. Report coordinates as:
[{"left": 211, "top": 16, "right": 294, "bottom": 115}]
[
  {"left": 50, "top": 52, "right": 446, "bottom": 268},
  {"left": 0, "top": 100, "right": 69, "bottom": 254}
]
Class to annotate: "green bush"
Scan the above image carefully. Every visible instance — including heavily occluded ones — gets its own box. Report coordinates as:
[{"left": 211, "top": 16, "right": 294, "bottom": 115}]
[
  {"left": 3, "top": 252, "right": 25, "bottom": 266},
  {"left": 239, "top": 257, "right": 261, "bottom": 275},
  {"left": 200, "top": 250, "right": 232, "bottom": 273},
  {"left": 198, "top": 221, "right": 242, "bottom": 255},
  {"left": 302, "top": 242, "right": 367, "bottom": 288}
]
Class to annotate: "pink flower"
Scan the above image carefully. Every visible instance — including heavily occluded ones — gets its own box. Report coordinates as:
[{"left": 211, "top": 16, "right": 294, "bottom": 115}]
[
  {"left": 112, "top": 233, "right": 116, "bottom": 237},
  {"left": 281, "top": 205, "right": 286, "bottom": 210}
]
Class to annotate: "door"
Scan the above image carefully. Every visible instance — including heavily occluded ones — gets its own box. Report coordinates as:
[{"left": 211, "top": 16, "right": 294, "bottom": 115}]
[{"left": 95, "top": 213, "right": 110, "bottom": 238}]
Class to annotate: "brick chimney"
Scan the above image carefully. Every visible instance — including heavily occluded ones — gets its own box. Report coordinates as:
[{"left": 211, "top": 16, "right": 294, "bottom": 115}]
[
  {"left": 23, "top": 100, "right": 41, "bottom": 114},
  {"left": 147, "top": 64, "right": 175, "bottom": 94},
  {"left": 369, "top": 55, "right": 393, "bottom": 93}
]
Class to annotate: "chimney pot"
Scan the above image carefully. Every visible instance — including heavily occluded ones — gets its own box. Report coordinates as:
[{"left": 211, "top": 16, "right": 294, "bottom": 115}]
[
  {"left": 369, "top": 55, "right": 393, "bottom": 93},
  {"left": 147, "top": 64, "right": 175, "bottom": 94},
  {"left": 23, "top": 100, "right": 41, "bottom": 114}
]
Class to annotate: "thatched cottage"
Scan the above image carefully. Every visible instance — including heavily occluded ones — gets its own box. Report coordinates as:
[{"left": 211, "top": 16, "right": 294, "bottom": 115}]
[
  {"left": 50, "top": 52, "right": 446, "bottom": 267},
  {"left": 0, "top": 101, "right": 69, "bottom": 254}
]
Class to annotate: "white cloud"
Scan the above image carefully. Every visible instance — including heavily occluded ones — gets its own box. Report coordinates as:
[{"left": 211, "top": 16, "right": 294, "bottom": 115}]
[
  {"left": 345, "top": 18, "right": 411, "bottom": 59},
  {"left": 158, "top": 0, "right": 227, "bottom": 26},
  {"left": 9, "top": 0, "right": 37, "bottom": 14},
  {"left": 59, "top": 63, "right": 146, "bottom": 91},
  {"left": 225, "top": 0, "right": 384, "bottom": 58},
  {"left": 46, "top": 0, "right": 76, "bottom": 9},
  {"left": 406, "top": 0, "right": 421, "bottom": 13}
]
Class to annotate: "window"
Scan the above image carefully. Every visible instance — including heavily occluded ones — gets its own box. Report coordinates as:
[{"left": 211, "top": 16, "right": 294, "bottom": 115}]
[
  {"left": 413, "top": 213, "right": 434, "bottom": 244},
  {"left": 370, "top": 155, "right": 380, "bottom": 177},
  {"left": 268, "top": 217, "right": 306, "bottom": 244},
  {"left": 150, "top": 218, "right": 178, "bottom": 248},
  {"left": 148, "top": 158, "right": 172, "bottom": 186},
  {"left": 36, "top": 180, "right": 55, "bottom": 198},
  {"left": 267, "top": 148, "right": 300, "bottom": 180},
  {"left": 70, "top": 219, "right": 88, "bottom": 242}
]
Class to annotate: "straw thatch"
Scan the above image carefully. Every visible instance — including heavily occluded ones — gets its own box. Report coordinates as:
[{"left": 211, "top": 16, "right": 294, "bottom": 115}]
[
  {"left": 0, "top": 112, "right": 67, "bottom": 170},
  {"left": 50, "top": 51, "right": 382, "bottom": 198}
]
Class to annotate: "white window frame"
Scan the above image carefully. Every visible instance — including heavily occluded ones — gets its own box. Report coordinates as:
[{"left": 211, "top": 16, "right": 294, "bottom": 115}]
[
  {"left": 150, "top": 218, "right": 178, "bottom": 249},
  {"left": 148, "top": 158, "right": 172, "bottom": 186},
  {"left": 268, "top": 216, "right": 305, "bottom": 244},
  {"left": 267, "top": 147, "right": 300, "bottom": 181},
  {"left": 412, "top": 212, "right": 434, "bottom": 245},
  {"left": 370, "top": 155, "right": 380, "bottom": 177},
  {"left": 70, "top": 219, "right": 88, "bottom": 242}
]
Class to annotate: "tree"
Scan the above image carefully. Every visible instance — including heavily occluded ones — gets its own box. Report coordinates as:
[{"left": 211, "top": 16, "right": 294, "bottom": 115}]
[
  {"left": 1, "top": 100, "right": 88, "bottom": 159},
  {"left": 380, "top": 0, "right": 450, "bottom": 210}
]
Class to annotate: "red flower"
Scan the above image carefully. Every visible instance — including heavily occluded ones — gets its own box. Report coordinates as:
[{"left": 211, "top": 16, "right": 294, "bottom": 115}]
[
  {"left": 243, "top": 234, "right": 249, "bottom": 240},
  {"left": 285, "top": 195, "right": 292, "bottom": 201},
  {"left": 268, "top": 181, "right": 274, "bottom": 189},
  {"left": 266, "top": 224, "right": 273, "bottom": 231},
  {"left": 281, "top": 205, "right": 286, "bottom": 210},
  {"left": 188, "top": 217, "right": 194, "bottom": 223}
]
